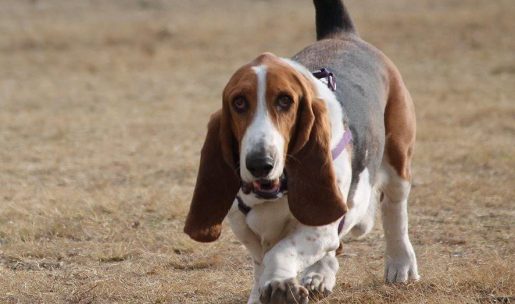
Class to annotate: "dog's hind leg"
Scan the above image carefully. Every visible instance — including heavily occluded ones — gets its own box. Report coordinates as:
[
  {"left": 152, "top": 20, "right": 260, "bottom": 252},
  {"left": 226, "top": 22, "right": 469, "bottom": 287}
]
[
  {"left": 380, "top": 162, "right": 419, "bottom": 283},
  {"left": 380, "top": 63, "right": 419, "bottom": 283}
]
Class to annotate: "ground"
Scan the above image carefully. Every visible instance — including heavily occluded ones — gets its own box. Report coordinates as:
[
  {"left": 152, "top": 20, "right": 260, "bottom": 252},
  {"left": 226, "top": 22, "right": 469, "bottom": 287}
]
[{"left": 0, "top": 0, "right": 514, "bottom": 303}]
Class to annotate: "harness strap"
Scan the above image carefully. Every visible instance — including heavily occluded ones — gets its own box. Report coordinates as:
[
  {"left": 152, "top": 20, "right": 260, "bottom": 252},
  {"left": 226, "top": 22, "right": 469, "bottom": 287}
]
[
  {"left": 236, "top": 196, "right": 251, "bottom": 215},
  {"left": 331, "top": 129, "right": 353, "bottom": 160},
  {"left": 312, "top": 68, "right": 336, "bottom": 91},
  {"left": 337, "top": 216, "right": 345, "bottom": 234}
]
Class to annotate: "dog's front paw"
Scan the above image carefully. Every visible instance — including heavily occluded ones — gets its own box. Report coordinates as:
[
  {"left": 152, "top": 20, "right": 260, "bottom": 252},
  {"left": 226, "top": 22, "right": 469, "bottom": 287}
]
[
  {"left": 384, "top": 243, "right": 420, "bottom": 283},
  {"left": 301, "top": 273, "right": 332, "bottom": 300},
  {"left": 259, "top": 278, "right": 309, "bottom": 304}
]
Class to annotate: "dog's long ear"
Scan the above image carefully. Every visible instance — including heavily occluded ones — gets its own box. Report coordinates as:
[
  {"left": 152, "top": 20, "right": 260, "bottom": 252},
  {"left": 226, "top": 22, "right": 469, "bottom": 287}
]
[
  {"left": 184, "top": 110, "right": 240, "bottom": 242},
  {"left": 286, "top": 80, "right": 347, "bottom": 226}
]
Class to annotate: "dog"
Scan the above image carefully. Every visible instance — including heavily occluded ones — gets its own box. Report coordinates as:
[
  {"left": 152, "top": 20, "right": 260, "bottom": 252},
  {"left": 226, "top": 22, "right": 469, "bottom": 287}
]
[{"left": 184, "top": 0, "right": 419, "bottom": 303}]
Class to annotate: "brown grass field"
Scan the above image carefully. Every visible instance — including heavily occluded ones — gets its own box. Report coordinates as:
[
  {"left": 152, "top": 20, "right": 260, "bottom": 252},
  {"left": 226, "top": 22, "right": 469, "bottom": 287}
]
[{"left": 0, "top": 0, "right": 514, "bottom": 303}]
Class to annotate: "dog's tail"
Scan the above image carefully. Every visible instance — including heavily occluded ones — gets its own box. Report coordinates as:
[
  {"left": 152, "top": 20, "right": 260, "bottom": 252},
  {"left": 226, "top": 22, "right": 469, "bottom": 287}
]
[{"left": 314, "top": 0, "right": 356, "bottom": 40}]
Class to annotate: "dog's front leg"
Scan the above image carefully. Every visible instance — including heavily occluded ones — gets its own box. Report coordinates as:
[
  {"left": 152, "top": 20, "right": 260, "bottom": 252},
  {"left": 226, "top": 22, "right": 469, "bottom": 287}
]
[
  {"left": 258, "top": 223, "right": 340, "bottom": 304},
  {"left": 247, "top": 261, "right": 264, "bottom": 304},
  {"left": 227, "top": 204, "right": 265, "bottom": 304}
]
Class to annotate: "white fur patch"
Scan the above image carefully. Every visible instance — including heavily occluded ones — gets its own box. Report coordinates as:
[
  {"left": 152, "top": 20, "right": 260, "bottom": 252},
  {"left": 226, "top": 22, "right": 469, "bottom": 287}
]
[
  {"left": 240, "top": 65, "right": 285, "bottom": 183},
  {"left": 380, "top": 162, "right": 419, "bottom": 282},
  {"left": 338, "top": 168, "right": 372, "bottom": 236},
  {"left": 333, "top": 148, "right": 352, "bottom": 201}
]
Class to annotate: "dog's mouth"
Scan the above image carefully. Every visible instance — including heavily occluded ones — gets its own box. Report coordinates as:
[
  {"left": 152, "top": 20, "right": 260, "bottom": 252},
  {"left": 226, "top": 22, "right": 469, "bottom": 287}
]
[
  {"left": 242, "top": 175, "right": 287, "bottom": 199},
  {"left": 254, "top": 178, "right": 280, "bottom": 193}
]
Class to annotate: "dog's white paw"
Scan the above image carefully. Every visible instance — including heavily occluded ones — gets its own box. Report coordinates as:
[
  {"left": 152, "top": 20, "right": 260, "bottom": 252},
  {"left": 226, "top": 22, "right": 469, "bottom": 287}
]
[
  {"left": 259, "top": 278, "right": 309, "bottom": 304},
  {"left": 384, "top": 242, "right": 420, "bottom": 283},
  {"left": 301, "top": 272, "right": 332, "bottom": 300}
]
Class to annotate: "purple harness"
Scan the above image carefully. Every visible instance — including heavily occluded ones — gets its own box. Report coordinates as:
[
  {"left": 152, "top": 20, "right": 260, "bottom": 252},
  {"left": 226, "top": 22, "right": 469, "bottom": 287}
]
[
  {"left": 331, "top": 128, "right": 353, "bottom": 160},
  {"left": 238, "top": 68, "right": 350, "bottom": 233},
  {"left": 312, "top": 68, "right": 337, "bottom": 91}
]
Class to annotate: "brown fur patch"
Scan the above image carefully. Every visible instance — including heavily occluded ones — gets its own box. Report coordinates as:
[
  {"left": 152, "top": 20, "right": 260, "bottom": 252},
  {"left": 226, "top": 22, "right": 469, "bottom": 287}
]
[
  {"left": 222, "top": 64, "right": 258, "bottom": 144},
  {"left": 384, "top": 57, "right": 416, "bottom": 181},
  {"left": 183, "top": 111, "right": 241, "bottom": 242},
  {"left": 286, "top": 99, "right": 347, "bottom": 226}
]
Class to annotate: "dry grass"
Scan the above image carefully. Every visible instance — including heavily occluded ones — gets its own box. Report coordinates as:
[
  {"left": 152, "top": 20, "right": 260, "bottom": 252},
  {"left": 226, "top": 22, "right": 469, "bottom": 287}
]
[{"left": 0, "top": 0, "right": 514, "bottom": 303}]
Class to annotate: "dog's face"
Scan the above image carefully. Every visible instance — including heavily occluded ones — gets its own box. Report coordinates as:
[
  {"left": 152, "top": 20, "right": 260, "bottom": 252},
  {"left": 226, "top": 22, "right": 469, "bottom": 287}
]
[
  {"left": 222, "top": 54, "right": 306, "bottom": 197},
  {"left": 184, "top": 52, "right": 347, "bottom": 242}
]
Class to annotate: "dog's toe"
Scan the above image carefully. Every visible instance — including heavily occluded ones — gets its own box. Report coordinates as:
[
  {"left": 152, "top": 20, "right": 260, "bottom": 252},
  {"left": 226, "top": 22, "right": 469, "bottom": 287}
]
[
  {"left": 301, "top": 273, "right": 332, "bottom": 300},
  {"left": 260, "top": 278, "right": 309, "bottom": 304},
  {"left": 384, "top": 253, "right": 420, "bottom": 283}
]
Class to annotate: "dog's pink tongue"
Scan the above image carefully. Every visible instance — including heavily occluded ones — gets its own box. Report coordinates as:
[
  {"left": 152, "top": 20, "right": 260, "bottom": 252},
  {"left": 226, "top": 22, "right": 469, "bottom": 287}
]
[{"left": 252, "top": 181, "right": 260, "bottom": 190}]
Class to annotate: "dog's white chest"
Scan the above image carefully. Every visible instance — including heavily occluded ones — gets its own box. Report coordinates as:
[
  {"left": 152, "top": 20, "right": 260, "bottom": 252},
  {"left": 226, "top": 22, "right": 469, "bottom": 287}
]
[{"left": 246, "top": 197, "right": 294, "bottom": 250}]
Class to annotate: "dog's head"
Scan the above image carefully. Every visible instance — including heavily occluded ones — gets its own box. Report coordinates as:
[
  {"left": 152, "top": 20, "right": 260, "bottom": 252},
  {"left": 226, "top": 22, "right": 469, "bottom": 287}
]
[{"left": 184, "top": 53, "right": 347, "bottom": 242}]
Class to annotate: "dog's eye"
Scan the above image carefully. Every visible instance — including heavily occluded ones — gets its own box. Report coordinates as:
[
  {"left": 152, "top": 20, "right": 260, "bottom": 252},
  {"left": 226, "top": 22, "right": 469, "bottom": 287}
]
[
  {"left": 233, "top": 96, "right": 248, "bottom": 113},
  {"left": 276, "top": 95, "right": 293, "bottom": 111}
]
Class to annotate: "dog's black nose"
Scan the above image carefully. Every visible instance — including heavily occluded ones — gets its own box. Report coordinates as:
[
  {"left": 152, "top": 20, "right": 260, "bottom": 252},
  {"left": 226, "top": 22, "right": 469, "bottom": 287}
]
[{"left": 246, "top": 155, "right": 274, "bottom": 178}]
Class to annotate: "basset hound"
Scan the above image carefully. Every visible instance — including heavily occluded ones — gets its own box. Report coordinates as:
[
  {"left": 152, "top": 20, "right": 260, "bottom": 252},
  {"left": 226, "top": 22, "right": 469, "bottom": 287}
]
[{"left": 184, "top": 0, "right": 419, "bottom": 303}]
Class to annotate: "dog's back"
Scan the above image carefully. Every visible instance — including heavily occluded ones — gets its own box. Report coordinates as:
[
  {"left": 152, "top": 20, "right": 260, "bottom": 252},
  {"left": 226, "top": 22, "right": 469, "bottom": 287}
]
[
  {"left": 294, "top": 0, "right": 415, "bottom": 195},
  {"left": 294, "top": 1, "right": 419, "bottom": 286}
]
